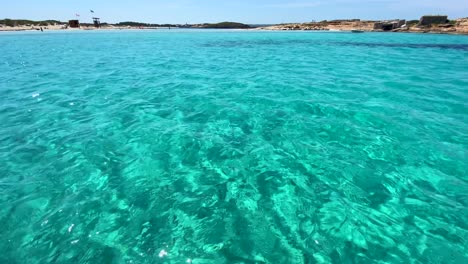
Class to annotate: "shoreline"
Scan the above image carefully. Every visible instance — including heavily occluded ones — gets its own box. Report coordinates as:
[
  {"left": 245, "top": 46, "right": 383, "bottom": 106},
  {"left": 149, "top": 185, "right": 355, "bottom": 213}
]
[
  {"left": 2, "top": 16, "right": 468, "bottom": 35},
  {"left": 1, "top": 27, "right": 467, "bottom": 35},
  {"left": 1, "top": 22, "right": 468, "bottom": 35},
  {"left": 252, "top": 28, "right": 468, "bottom": 35},
  {"left": 254, "top": 18, "right": 468, "bottom": 35},
  {"left": 0, "top": 25, "right": 166, "bottom": 32}
]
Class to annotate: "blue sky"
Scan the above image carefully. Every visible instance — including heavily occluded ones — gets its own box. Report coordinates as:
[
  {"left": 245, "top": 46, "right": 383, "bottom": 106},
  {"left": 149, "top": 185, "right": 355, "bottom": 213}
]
[{"left": 2, "top": 0, "right": 467, "bottom": 24}]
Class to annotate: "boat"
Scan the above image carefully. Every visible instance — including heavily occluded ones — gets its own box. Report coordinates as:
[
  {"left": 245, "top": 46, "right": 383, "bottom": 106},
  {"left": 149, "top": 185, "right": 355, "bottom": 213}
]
[{"left": 351, "top": 30, "right": 365, "bottom": 33}]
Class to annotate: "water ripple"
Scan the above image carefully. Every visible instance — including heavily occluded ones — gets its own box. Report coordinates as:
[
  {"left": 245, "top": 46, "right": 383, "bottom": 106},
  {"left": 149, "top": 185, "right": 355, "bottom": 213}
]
[{"left": 0, "top": 30, "right": 467, "bottom": 263}]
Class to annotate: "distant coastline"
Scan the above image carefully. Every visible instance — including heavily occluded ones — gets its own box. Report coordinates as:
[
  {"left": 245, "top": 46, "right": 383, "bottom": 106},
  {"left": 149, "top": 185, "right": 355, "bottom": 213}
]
[
  {"left": 1, "top": 17, "right": 467, "bottom": 34},
  {"left": 257, "top": 17, "right": 468, "bottom": 35},
  {"left": 0, "top": 20, "right": 253, "bottom": 31}
]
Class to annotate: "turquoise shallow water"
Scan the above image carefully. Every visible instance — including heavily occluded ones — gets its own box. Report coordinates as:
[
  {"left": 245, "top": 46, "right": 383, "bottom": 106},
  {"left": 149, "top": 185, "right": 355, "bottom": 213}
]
[{"left": 0, "top": 30, "right": 467, "bottom": 263}]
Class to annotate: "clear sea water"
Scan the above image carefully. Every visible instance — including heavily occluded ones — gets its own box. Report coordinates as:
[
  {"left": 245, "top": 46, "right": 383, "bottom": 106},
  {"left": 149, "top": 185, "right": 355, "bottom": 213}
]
[{"left": 0, "top": 30, "right": 467, "bottom": 264}]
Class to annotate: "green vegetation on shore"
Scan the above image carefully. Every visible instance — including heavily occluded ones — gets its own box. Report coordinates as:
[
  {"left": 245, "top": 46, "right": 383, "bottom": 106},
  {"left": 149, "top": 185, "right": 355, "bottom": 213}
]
[
  {"left": 198, "top": 22, "right": 251, "bottom": 29},
  {"left": 0, "top": 19, "right": 64, "bottom": 27},
  {"left": 1, "top": 18, "right": 251, "bottom": 29},
  {"left": 116, "top": 21, "right": 179, "bottom": 27}
]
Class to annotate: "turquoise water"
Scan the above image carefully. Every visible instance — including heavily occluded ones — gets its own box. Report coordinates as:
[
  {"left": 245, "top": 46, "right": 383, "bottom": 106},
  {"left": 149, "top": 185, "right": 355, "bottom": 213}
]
[{"left": 0, "top": 30, "right": 467, "bottom": 263}]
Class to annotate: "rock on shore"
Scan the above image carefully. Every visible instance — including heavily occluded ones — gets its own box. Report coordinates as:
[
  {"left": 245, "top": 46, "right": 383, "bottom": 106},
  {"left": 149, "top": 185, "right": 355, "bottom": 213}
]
[{"left": 258, "top": 18, "right": 468, "bottom": 34}]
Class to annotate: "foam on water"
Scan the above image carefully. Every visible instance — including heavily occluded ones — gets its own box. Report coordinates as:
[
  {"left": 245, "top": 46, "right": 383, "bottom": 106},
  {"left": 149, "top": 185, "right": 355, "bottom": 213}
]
[{"left": 0, "top": 30, "right": 467, "bottom": 263}]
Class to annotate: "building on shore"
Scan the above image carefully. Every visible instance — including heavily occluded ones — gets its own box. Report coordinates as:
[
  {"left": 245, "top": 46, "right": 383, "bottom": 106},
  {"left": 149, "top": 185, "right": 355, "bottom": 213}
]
[
  {"left": 92, "top": 17, "right": 101, "bottom": 28},
  {"left": 68, "top": 20, "right": 80, "bottom": 28},
  {"left": 419, "top": 16, "right": 448, "bottom": 26}
]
